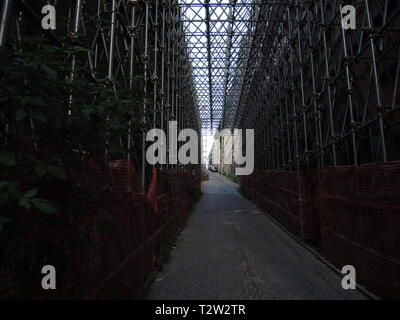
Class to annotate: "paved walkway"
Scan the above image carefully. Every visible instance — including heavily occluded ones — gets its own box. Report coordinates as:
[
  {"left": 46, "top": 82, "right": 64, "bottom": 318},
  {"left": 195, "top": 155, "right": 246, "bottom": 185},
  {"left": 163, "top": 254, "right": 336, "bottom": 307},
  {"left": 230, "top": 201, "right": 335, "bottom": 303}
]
[{"left": 147, "top": 173, "right": 367, "bottom": 300}]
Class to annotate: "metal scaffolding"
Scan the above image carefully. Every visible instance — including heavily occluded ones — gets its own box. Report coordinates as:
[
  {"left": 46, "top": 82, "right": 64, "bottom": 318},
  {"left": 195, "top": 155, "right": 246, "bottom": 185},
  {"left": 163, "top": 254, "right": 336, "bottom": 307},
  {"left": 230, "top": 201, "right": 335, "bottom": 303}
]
[
  {"left": 0, "top": 0, "right": 201, "bottom": 186},
  {"left": 179, "top": 0, "right": 258, "bottom": 133},
  {"left": 233, "top": 0, "right": 400, "bottom": 169},
  {"left": 1, "top": 0, "right": 400, "bottom": 170},
  {"left": 3, "top": 0, "right": 400, "bottom": 301}
]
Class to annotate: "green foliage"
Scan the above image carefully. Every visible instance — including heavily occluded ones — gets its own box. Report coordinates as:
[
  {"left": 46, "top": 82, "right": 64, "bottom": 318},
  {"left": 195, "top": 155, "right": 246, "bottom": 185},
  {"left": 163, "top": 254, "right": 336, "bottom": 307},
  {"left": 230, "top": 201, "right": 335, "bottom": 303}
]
[
  {"left": 0, "top": 215, "right": 12, "bottom": 232},
  {"left": 0, "top": 151, "right": 16, "bottom": 166},
  {"left": 35, "top": 160, "right": 66, "bottom": 179},
  {"left": 222, "top": 171, "right": 239, "bottom": 183},
  {"left": 201, "top": 171, "right": 209, "bottom": 181},
  {"left": 0, "top": 35, "right": 145, "bottom": 260}
]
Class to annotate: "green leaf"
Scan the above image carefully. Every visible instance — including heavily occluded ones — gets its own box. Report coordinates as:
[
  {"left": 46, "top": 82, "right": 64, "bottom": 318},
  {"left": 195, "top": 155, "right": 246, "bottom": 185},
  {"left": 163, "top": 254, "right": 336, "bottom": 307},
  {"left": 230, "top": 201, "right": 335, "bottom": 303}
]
[
  {"left": 5, "top": 85, "right": 17, "bottom": 94},
  {"left": 40, "top": 64, "right": 58, "bottom": 80},
  {"left": 68, "top": 46, "right": 88, "bottom": 55},
  {"left": 4, "top": 238, "right": 18, "bottom": 254},
  {"left": 24, "top": 189, "right": 37, "bottom": 198},
  {"left": 47, "top": 164, "right": 66, "bottom": 179},
  {"left": 0, "top": 151, "right": 16, "bottom": 166},
  {"left": 0, "top": 215, "right": 11, "bottom": 224},
  {"left": 21, "top": 96, "right": 45, "bottom": 107},
  {"left": 109, "top": 121, "right": 127, "bottom": 130},
  {"left": 30, "top": 110, "right": 47, "bottom": 123},
  {"left": 15, "top": 109, "right": 28, "bottom": 121},
  {"left": 143, "top": 98, "right": 152, "bottom": 105},
  {"left": 0, "top": 181, "right": 18, "bottom": 191},
  {"left": 0, "top": 192, "right": 8, "bottom": 204},
  {"left": 35, "top": 162, "right": 47, "bottom": 177},
  {"left": 18, "top": 197, "right": 31, "bottom": 210},
  {"left": 103, "top": 215, "right": 114, "bottom": 222},
  {"left": 0, "top": 215, "right": 11, "bottom": 232},
  {"left": 35, "top": 162, "right": 65, "bottom": 179},
  {"left": 82, "top": 107, "right": 96, "bottom": 116},
  {"left": 32, "top": 199, "right": 57, "bottom": 214}
]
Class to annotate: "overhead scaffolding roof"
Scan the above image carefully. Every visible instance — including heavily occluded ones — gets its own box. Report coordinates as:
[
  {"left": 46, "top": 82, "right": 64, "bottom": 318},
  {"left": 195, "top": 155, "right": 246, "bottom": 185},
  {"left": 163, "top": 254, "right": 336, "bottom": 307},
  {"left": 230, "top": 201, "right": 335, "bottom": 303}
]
[{"left": 179, "top": 0, "right": 260, "bottom": 133}]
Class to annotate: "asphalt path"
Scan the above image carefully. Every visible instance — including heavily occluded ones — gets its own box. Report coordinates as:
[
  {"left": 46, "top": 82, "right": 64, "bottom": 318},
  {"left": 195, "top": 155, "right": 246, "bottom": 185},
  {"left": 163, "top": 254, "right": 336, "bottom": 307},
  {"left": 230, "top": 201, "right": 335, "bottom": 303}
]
[{"left": 147, "top": 172, "right": 367, "bottom": 300}]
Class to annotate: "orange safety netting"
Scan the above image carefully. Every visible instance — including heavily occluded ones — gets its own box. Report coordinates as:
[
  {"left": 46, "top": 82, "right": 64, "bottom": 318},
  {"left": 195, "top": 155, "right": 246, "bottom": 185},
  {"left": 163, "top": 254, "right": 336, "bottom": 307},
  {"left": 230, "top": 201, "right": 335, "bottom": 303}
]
[
  {"left": 318, "top": 163, "right": 400, "bottom": 299},
  {"left": 240, "top": 169, "right": 319, "bottom": 241},
  {"left": 240, "top": 163, "right": 400, "bottom": 299},
  {"left": 0, "top": 159, "right": 201, "bottom": 299}
]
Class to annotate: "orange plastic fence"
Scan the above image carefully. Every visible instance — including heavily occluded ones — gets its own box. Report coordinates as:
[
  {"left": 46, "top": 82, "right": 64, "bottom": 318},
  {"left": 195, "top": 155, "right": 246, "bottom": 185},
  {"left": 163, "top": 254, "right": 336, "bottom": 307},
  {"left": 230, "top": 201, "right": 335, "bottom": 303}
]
[
  {"left": 240, "top": 163, "right": 400, "bottom": 299},
  {"left": 318, "top": 163, "right": 400, "bottom": 299},
  {"left": 240, "top": 169, "right": 319, "bottom": 241},
  {"left": 0, "top": 160, "right": 201, "bottom": 299}
]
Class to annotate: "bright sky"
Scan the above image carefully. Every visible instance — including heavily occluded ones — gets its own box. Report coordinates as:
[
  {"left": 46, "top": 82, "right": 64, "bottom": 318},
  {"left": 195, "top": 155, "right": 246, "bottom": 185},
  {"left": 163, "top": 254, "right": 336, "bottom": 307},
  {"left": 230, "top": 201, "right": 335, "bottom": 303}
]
[
  {"left": 179, "top": 0, "right": 253, "bottom": 131},
  {"left": 201, "top": 134, "right": 214, "bottom": 164}
]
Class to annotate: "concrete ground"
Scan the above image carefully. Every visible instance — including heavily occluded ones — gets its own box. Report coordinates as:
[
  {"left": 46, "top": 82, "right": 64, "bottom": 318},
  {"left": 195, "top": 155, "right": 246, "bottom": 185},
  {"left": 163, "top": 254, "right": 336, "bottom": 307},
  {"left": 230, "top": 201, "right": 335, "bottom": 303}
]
[{"left": 147, "top": 172, "right": 367, "bottom": 300}]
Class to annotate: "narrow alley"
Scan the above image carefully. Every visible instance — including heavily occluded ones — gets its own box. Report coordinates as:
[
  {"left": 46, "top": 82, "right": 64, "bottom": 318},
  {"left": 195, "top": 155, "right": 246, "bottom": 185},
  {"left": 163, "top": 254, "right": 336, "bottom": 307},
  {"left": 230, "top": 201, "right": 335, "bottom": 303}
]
[{"left": 148, "top": 173, "right": 367, "bottom": 300}]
